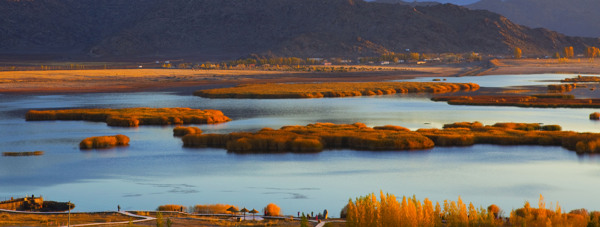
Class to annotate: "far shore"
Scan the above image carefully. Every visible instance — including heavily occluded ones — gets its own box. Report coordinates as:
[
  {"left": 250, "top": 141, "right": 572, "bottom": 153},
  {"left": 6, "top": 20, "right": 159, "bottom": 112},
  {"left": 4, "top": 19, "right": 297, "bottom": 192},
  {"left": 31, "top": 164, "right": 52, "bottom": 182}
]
[{"left": 1, "top": 59, "right": 600, "bottom": 94}]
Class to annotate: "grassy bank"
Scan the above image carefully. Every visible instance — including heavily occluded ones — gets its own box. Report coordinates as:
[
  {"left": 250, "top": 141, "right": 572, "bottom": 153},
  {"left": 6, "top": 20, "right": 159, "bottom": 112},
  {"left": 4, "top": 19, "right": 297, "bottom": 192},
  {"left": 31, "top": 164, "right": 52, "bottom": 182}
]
[
  {"left": 26, "top": 107, "right": 231, "bottom": 127},
  {"left": 194, "top": 82, "right": 480, "bottom": 99}
]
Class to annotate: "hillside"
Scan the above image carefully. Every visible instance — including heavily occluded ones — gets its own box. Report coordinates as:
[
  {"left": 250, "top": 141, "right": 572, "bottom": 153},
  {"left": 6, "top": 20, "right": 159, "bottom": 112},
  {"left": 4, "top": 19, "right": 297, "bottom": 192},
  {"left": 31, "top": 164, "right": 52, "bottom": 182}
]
[
  {"left": 1, "top": 0, "right": 598, "bottom": 60},
  {"left": 468, "top": 0, "right": 600, "bottom": 38}
]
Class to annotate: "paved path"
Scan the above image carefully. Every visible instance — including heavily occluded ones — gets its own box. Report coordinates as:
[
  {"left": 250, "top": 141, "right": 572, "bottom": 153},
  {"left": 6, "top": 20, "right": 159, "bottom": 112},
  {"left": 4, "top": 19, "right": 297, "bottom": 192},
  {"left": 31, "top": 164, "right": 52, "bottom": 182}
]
[{"left": 315, "top": 220, "right": 346, "bottom": 227}]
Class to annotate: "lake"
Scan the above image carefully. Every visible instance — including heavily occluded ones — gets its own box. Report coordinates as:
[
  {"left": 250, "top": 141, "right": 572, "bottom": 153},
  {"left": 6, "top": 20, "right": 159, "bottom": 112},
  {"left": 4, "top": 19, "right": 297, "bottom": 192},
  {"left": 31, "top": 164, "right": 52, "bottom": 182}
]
[{"left": 1, "top": 73, "right": 600, "bottom": 215}]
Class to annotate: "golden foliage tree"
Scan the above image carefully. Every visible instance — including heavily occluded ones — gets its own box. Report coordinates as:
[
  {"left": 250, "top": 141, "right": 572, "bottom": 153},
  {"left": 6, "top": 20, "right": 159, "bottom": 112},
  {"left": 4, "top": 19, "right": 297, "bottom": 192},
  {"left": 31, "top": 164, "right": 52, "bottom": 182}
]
[
  {"left": 264, "top": 203, "right": 281, "bottom": 216},
  {"left": 514, "top": 47, "right": 522, "bottom": 59},
  {"left": 346, "top": 192, "right": 498, "bottom": 227},
  {"left": 563, "top": 46, "right": 575, "bottom": 58},
  {"left": 585, "top": 46, "right": 600, "bottom": 59}
]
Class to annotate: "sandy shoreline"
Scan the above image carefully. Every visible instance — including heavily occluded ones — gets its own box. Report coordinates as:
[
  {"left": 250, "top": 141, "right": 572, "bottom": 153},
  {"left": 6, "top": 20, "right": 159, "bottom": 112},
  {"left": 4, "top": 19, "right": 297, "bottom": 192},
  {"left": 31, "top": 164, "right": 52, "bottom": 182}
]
[{"left": 1, "top": 59, "right": 600, "bottom": 94}]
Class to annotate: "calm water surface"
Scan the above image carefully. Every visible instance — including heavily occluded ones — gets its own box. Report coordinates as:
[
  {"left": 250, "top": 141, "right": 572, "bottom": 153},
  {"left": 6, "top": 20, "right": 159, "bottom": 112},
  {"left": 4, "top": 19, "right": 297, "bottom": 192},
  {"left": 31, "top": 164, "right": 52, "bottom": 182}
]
[{"left": 2, "top": 74, "right": 600, "bottom": 214}]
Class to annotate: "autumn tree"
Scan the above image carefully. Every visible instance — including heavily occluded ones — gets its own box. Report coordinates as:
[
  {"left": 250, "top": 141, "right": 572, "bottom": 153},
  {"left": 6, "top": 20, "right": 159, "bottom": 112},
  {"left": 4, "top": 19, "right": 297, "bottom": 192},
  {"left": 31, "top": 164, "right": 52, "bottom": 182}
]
[
  {"left": 409, "top": 52, "right": 420, "bottom": 61},
  {"left": 585, "top": 46, "right": 600, "bottom": 59},
  {"left": 563, "top": 46, "right": 575, "bottom": 58},
  {"left": 514, "top": 47, "right": 522, "bottom": 59},
  {"left": 553, "top": 52, "right": 561, "bottom": 59}
]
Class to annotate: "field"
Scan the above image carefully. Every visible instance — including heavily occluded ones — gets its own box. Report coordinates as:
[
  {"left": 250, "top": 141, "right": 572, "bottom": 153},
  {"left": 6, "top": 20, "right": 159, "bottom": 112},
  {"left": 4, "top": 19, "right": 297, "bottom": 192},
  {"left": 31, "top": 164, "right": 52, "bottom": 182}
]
[
  {"left": 0, "top": 211, "right": 137, "bottom": 226},
  {"left": 194, "top": 82, "right": 480, "bottom": 99},
  {"left": 25, "top": 107, "right": 231, "bottom": 127},
  {"left": 0, "top": 211, "right": 318, "bottom": 226},
  {"left": 482, "top": 58, "right": 600, "bottom": 75}
]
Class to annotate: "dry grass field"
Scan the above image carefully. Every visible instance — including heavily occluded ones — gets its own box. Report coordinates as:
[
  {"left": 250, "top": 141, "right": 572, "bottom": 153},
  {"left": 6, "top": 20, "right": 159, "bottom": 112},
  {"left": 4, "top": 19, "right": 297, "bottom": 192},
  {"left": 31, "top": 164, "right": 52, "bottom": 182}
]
[
  {"left": 0, "top": 211, "right": 311, "bottom": 226},
  {"left": 0, "top": 211, "right": 136, "bottom": 226},
  {"left": 482, "top": 58, "right": 600, "bottom": 75},
  {"left": 0, "top": 65, "right": 471, "bottom": 93},
  {"left": 195, "top": 82, "right": 480, "bottom": 99},
  {"left": 26, "top": 107, "right": 231, "bottom": 127}
]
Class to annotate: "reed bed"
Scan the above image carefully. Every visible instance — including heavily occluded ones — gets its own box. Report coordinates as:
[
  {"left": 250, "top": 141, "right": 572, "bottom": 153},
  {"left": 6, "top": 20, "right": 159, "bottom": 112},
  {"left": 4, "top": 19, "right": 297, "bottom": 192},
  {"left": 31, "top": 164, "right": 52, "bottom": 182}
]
[
  {"left": 79, "top": 135, "right": 129, "bottom": 149},
  {"left": 194, "top": 82, "right": 480, "bottom": 99},
  {"left": 183, "top": 122, "right": 600, "bottom": 153},
  {"left": 418, "top": 122, "right": 598, "bottom": 153},
  {"left": 157, "top": 204, "right": 185, "bottom": 212},
  {"left": 173, "top": 126, "right": 203, "bottom": 137},
  {"left": 562, "top": 75, "right": 600, "bottom": 82},
  {"left": 26, "top": 107, "right": 231, "bottom": 127},
  {"left": 432, "top": 95, "right": 600, "bottom": 108},
  {"left": 2, "top": 151, "right": 44, "bottom": 156},
  {"left": 548, "top": 83, "right": 577, "bottom": 92},
  {"left": 182, "top": 123, "right": 435, "bottom": 153}
]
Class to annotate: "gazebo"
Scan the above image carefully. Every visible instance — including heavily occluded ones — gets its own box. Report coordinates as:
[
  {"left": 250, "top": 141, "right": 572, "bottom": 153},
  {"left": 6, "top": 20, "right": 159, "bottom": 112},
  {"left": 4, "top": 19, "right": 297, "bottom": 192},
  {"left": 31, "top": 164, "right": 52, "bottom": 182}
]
[
  {"left": 227, "top": 206, "right": 239, "bottom": 217},
  {"left": 249, "top": 209, "right": 259, "bottom": 220},
  {"left": 240, "top": 207, "right": 249, "bottom": 219}
]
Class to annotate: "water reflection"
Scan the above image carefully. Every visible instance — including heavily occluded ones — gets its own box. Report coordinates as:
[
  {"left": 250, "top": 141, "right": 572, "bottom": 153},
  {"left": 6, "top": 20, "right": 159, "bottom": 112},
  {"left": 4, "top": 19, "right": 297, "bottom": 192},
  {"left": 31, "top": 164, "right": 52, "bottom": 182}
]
[{"left": 1, "top": 74, "right": 600, "bottom": 213}]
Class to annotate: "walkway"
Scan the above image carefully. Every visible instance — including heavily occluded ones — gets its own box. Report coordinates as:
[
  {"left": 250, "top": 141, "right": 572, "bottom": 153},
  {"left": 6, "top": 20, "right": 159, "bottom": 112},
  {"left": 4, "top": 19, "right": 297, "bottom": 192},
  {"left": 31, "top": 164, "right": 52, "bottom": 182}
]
[{"left": 0, "top": 208, "right": 155, "bottom": 227}]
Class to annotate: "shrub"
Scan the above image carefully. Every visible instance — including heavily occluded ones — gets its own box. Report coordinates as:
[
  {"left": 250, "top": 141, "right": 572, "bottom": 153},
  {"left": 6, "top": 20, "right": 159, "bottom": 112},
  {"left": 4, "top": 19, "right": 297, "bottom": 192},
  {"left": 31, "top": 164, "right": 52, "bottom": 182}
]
[
  {"left": 541, "top": 125, "right": 562, "bottom": 131},
  {"left": 194, "top": 204, "right": 238, "bottom": 214},
  {"left": 157, "top": 204, "right": 185, "bottom": 212},
  {"left": 79, "top": 134, "right": 130, "bottom": 149},
  {"left": 264, "top": 203, "right": 281, "bottom": 216},
  {"left": 173, "top": 126, "right": 202, "bottom": 137}
]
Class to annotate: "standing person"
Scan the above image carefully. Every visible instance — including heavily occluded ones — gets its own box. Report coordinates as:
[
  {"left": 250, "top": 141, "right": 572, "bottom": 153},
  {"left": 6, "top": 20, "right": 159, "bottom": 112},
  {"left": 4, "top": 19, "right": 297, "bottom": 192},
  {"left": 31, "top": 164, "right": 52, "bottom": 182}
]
[{"left": 118, "top": 205, "right": 120, "bottom": 212}]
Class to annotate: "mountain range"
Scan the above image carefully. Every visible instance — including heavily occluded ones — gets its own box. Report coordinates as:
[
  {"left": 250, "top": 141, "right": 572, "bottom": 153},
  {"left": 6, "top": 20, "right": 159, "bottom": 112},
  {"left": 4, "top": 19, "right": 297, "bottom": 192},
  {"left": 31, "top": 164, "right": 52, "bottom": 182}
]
[
  {"left": 1, "top": 0, "right": 598, "bottom": 60},
  {"left": 467, "top": 0, "right": 600, "bottom": 38}
]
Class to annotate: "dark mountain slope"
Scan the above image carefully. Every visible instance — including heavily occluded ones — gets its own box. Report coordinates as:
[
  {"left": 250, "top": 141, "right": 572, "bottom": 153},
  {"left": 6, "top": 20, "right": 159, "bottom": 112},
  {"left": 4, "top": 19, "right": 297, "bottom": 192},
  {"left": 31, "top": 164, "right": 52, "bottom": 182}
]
[
  {"left": 1, "top": 0, "right": 598, "bottom": 59},
  {"left": 468, "top": 0, "right": 600, "bottom": 38}
]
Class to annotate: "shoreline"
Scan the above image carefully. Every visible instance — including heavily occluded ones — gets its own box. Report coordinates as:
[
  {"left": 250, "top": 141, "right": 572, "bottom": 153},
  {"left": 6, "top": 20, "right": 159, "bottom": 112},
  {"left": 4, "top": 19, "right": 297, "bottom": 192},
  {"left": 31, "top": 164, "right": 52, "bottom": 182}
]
[{"left": 2, "top": 59, "right": 600, "bottom": 95}]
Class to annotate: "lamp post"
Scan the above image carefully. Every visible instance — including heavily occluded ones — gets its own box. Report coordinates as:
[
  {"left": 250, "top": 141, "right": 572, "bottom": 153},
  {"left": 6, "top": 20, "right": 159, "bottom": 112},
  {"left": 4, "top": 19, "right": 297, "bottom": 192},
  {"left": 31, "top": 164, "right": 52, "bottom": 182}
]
[{"left": 68, "top": 201, "right": 71, "bottom": 227}]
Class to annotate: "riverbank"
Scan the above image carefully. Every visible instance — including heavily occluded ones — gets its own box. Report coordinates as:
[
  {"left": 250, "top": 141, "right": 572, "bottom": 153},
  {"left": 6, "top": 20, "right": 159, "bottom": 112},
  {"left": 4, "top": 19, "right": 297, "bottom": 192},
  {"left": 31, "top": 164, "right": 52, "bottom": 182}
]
[
  {"left": 0, "top": 62, "right": 474, "bottom": 94},
  {"left": 2, "top": 59, "right": 599, "bottom": 94}
]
